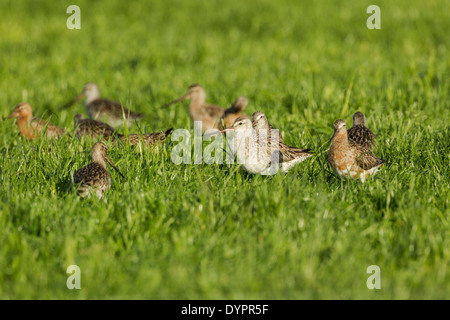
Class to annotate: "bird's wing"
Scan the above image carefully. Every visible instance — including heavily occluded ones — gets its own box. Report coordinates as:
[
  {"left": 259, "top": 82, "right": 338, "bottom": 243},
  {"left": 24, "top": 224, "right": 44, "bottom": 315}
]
[
  {"left": 73, "top": 163, "right": 106, "bottom": 185},
  {"left": 278, "top": 141, "right": 313, "bottom": 162},
  {"left": 203, "top": 104, "right": 225, "bottom": 119},
  {"left": 351, "top": 142, "right": 384, "bottom": 170},
  {"left": 77, "top": 119, "right": 118, "bottom": 139},
  {"left": 32, "top": 118, "right": 65, "bottom": 136},
  {"left": 121, "top": 128, "right": 173, "bottom": 146},
  {"left": 90, "top": 99, "right": 144, "bottom": 119}
]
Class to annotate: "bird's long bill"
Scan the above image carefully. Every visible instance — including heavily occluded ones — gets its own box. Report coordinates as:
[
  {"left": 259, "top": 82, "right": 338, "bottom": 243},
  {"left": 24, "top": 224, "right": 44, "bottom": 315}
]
[
  {"left": 106, "top": 156, "right": 124, "bottom": 178},
  {"left": 220, "top": 128, "right": 234, "bottom": 133},
  {"left": 4, "top": 111, "right": 18, "bottom": 120},
  {"left": 161, "top": 93, "right": 190, "bottom": 109},
  {"left": 327, "top": 130, "right": 336, "bottom": 144},
  {"left": 203, "top": 129, "right": 222, "bottom": 137},
  {"left": 61, "top": 93, "right": 85, "bottom": 110}
]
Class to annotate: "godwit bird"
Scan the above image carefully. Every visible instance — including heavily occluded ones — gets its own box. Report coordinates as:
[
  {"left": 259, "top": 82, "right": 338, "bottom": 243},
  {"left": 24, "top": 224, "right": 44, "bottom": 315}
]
[
  {"left": 347, "top": 112, "right": 376, "bottom": 150},
  {"left": 221, "top": 116, "right": 272, "bottom": 174},
  {"left": 329, "top": 119, "right": 384, "bottom": 183},
  {"left": 220, "top": 116, "right": 312, "bottom": 174},
  {"left": 252, "top": 111, "right": 312, "bottom": 172},
  {"left": 162, "top": 84, "right": 247, "bottom": 131},
  {"left": 119, "top": 128, "right": 173, "bottom": 148},
  {"left": 73, "top": 142, "right": 124, "bottom": 199},
  {"left": 4, "top": 103, "right": 65, "bottom": 140},
  {"left": 73, "top": 114, "right": 119, "bottom": 141},
  {"left": 64, "top": 82, "right": 144, "bottom": 127}
]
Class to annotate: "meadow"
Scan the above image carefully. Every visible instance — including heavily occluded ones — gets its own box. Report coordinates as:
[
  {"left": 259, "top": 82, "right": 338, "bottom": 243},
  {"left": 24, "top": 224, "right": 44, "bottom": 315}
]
[{"left": 0, "top": 0, "right": 449, "bottom": 299}]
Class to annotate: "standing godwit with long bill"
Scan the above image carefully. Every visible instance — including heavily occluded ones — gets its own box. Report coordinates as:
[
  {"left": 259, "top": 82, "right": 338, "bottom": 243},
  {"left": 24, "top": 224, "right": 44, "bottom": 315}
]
[{"left": 63, "top": 82, "right": 144, "bottom": 127}]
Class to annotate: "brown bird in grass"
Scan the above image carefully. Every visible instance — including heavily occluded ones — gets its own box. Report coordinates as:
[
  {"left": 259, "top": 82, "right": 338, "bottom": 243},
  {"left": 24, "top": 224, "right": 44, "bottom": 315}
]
[
  {"left": 118, "top": 128, "right": 173, "bottom": 148},
  {"left": 73, "top": 113, "right": 172, "bottom": 148},
  {"left": 63, "top": 82, "right": 144, "bottom": 127},
  {"left": 347, "top": 112, "right": 376, "bottom": 150},
  {"left": 73, "top": 142, "right": 124, "bottom": 199},
  {"left": 4, "top": 103, "right": 65, "bottom": 140},
  {"left": 73, "top": 114, "right": 120, "bottom": 141},
  {"left": 329, "top": 119, "right": 384, "bottom": 183},
  {"left": 162, "top": 84, "right": 247, "bottom": 132}
]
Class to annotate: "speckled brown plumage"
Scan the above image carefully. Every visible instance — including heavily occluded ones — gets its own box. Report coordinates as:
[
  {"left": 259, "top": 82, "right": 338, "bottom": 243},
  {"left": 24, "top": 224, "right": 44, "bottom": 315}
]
[
  {"left": 277, "top": 142, "right": 312, "bottom": 164},
  {"left": 5, "top": 103, "right": 65, "bottom": 140},
  {"left": 73, "top": 142, "right": 123, "bottom": 199},
  {"left": 329, "top": 119, "right": 384, "bottom": 183},
  {"left": 347, "top": 112, "right": 376, "bottom": 150},
  {"left": 73, "top": 114, "right": 122, "bottom": 141},
  {"left": 118, "top": 128, "right": 173, "bottom": 147},
  {"left": 73, "top": 162, "right": 112, "bottom": 199}
]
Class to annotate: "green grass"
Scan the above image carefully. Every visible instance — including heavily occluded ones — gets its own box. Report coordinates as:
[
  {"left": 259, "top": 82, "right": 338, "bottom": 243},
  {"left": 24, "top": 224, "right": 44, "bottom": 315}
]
[{"left": 0, "top": 0, "right": 449, "bottom": 299}]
